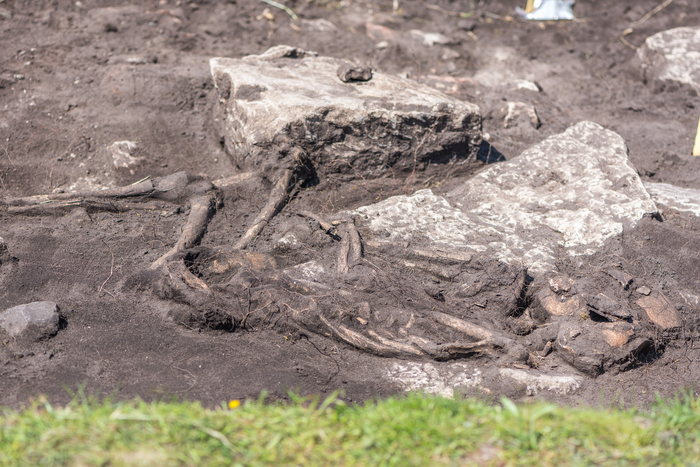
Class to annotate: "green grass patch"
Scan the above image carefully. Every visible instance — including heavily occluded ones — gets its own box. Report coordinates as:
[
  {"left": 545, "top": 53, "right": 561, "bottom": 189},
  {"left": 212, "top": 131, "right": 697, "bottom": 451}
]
[{"left": 1, "top": 389, "right": 700, "bottom": 466}]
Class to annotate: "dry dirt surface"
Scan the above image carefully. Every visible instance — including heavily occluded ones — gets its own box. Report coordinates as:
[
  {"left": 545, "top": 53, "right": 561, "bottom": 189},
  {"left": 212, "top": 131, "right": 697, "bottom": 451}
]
[{"left": 2, "top": 0, "right": 700, "bottom": 409}]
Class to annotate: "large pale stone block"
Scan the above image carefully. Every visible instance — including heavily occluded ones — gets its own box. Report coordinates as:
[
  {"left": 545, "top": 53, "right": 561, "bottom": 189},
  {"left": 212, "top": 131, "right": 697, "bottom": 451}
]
[
  {"left": 210, "top": 47, "right": 481, "bottom": 177},
  {"left": 355, "top": 121, "right": 657, "bottom": 274},
  {"left": 638, "top": 27, "right": 700, "bottom": 91}
]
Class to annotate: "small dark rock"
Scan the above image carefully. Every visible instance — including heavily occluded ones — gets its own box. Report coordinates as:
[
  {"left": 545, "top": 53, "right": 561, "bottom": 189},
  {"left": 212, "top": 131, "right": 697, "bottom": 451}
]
[
  {"left": 605, "top": 269, "right": 633, "bottom": 289},
  {"left": 477, "top": 141, "right": 506, "bottom": 164},
  {"left": 0, "top": 74, "right": 14, "bottom": 89},
  {"left": 555, "top": 322, "right": 604, "bottom": 377},
  {"left": 423, "top": 284, "right": 444, "bottom": 301},
  {"left": 529, "top": 322, "right": 560, "bottom": 350},
  {"left": 506, "top": 316, "right": 536, "bottom": 336},
  {"left": 337, "top": 64, "right": 372, "bottom": 83},
  {"left": 586, "top": 293, "right": 633, "bottom": 320}
]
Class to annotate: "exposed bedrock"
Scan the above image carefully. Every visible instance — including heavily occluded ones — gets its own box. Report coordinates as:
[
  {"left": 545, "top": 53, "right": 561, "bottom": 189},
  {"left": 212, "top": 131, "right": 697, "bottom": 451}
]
[{"left": 210, "top": 46, "right": 482, "bottom": 178}]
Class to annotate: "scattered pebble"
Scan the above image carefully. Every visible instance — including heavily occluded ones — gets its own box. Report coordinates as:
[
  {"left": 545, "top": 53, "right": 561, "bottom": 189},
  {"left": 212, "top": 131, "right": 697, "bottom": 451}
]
[
  {"left": 441, "top": 49, "right": 460, "bottom": 61},
  {"left": 336, "top": 64, "right": 372, "bottom": 83},
  {"left": 365, "top": 22, "right": 396, "bottom": 42},
  {"left": 457, "top": 19, "right": 476, "bottom": 31},
  {"left": 410, "top": 30, "right": 452, "bottom": 47},
  {"left": 515, "top": 79, "right": 540, "bottom": 92},
  {"left": 107, "top": 140, "right": 139, "bottom": 171},
  {"left": 301, "top": 18, "right": 337, "bottom": 32},
  {"left": 503, "top": 101, "right": 540, "bottom": 129}
]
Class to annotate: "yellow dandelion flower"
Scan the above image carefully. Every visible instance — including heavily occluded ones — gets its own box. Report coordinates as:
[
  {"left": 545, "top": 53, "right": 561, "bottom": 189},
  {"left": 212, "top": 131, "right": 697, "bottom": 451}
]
[{"left": 228, "top": 399, "right": 241, "bottom": 409}]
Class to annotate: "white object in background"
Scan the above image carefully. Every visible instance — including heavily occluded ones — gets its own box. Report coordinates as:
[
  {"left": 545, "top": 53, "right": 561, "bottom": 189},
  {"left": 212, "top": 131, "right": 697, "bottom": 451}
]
[{"left": 516, "top": 0, "right": 575, "bottom": 21}]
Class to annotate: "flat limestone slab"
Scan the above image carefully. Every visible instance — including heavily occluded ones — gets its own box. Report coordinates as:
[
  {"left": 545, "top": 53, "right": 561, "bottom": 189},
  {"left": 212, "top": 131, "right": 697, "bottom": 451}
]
[
  {"left": 645, "top": 182, "right": 700, "bottom": 216},
  {"left": 210, "top": 47, "right": 481, "bottom": 177},
  {"left": 355, "top": 122, "right": 657, "bottom": 274},
  {"left": 386, "top": 362, "right": 483, "bottom": 398},
  {"left": 498, "top": 369, "right": 582, "bottom": 396},
  {"left": 638, "top": 27, "right": 700, "bottom": 91},
  {"left": 385, "top": 362, "right": 582, "bottom": 398}
]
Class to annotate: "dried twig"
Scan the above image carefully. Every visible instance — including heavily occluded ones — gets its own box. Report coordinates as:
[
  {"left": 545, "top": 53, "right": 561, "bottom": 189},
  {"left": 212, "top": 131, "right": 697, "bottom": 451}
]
[
  {"left": 629, "top": 0, "right": 674, "bottom": 28},
  {"left": 426, "top": 4, "right": 461, "bottom": 16},
  {"left": 426, "top": 309, "right": 528, "bottom": 360},
  {"left": 1, "top": 145, "right": 15, "bottom": 168},
  {"left": 439, "top": 339, "right": 505, "bottom": 356},
  {"left": 260, "top": 0, "right": 298, "bottom": 21},
  {"left": 346, "top": 221, "right": 362, "bottom": 267},
  {"left": 621, "top": 0, "right": 674, "bottom": 50},
  {"left": 317, "top": 301, "right": 527, "bottom": 361},
  {"left": 620, "top": 31, "right": 639, "bottom": 50},
  {"left": 98, "top": 239, "right": 115, "bottom": 298},
  {"left": 425, "top": 309, "right": 493, "bottom": 341}
]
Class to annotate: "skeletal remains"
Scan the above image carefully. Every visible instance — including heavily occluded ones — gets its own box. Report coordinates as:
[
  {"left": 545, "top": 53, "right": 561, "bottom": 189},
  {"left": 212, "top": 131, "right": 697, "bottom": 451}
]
[{"left": 1, "top": 47, "right": 672, "bottom": 379}]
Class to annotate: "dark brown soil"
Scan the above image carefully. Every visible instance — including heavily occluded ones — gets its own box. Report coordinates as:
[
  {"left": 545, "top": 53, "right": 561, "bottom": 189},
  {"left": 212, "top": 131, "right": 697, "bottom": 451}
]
[{"left": 2, "top": 0, "right": 700, "bottom": 409}]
